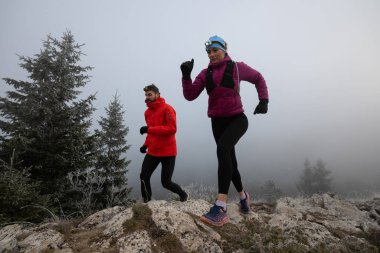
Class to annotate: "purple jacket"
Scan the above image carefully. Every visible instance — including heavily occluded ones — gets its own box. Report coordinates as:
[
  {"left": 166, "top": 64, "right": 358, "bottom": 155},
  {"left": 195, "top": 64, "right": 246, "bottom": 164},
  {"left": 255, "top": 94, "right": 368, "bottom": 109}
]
[{"left": 182, "top": 54, "right": 269, "bottom": 118}]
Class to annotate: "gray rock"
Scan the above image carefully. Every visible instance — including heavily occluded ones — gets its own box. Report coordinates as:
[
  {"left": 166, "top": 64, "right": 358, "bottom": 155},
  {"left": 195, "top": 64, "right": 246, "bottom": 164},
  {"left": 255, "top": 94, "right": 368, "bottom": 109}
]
[
  {"left": 117, "top": 230, "right": 152, "bottom": 253},
  {"left": 18, "top": 228, "right": 64, "bottom": 253},
  {"left": 79, "top": 205, "right": 127, "bottom": 229},
  {"left": 148, "top": 200, "right": 222, "bottom": 253},
  {"left": 268, "top": 194, "right": 380, "bottom": 251},
  {"left": 0, "top": 224, "right": 22, "bottom": 253},
  {"left": 1, "top": 195, "right": 379, "bottom": 253}
]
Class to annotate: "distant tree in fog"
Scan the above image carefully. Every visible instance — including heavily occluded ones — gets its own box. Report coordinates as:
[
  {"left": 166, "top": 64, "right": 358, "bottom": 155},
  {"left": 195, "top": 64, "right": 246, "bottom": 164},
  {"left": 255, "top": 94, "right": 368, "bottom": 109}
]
[
  {"left": 259, "top": 180, "right": 283, "bottom": 203},
  {"left": 296, "top": 159, "right": 332, "bottom": 196}
]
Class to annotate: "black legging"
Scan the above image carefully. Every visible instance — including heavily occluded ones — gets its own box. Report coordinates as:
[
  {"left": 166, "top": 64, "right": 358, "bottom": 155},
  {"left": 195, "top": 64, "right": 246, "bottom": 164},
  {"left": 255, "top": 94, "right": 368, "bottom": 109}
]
[
  {"left": 140, "top": 155, "right": 186, "bottom": 202},
  {"left": 211, "top": 113, "right": 248, "bottom": 194}
]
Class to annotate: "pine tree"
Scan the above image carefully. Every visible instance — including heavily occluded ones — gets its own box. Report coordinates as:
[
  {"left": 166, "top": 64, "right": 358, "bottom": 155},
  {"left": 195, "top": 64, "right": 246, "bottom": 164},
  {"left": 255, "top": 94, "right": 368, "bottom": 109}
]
[
  {"left": 296, "top": 160, "right": 314, "bottom": 196},
  {"left": 296, "top": 159, "right": 332, "bottom": 196},
  {"left": 95, "top": 93, "right": 132, "bottom": 208},
  {"left": 0, "top": 31, "right": 96, "bottom": 210}
]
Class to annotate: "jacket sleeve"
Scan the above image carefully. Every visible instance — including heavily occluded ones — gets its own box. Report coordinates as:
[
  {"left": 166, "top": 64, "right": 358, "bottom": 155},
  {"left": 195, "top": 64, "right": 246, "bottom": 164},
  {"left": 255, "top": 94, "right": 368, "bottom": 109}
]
[
  {"left": 182, "top": 69, "right": 206, "bottom": 101},
  {"left": 237, "top": 62, "right": 269, "bottom": 100},
  {"left": 143, "top": 112, "right": 152, "bottom": 147},
  {"left": 143, "top": 135, "right": 152, "bottom": 147},
  {"left": 147, "top": 105, "right": 176, "bottom": 135}
]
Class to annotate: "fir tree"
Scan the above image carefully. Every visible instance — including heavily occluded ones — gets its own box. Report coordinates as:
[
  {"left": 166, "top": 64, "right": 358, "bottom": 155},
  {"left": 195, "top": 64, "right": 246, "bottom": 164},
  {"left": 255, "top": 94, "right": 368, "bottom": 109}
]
[
  {"left": 0, "top": 31, "right": 96, "bottom": 210},
  {"left": 296, "top": 159, "right": 333, "bottom": 196},
  {"left": 95, "top": 93, "right": 132, "bottom": 208}
]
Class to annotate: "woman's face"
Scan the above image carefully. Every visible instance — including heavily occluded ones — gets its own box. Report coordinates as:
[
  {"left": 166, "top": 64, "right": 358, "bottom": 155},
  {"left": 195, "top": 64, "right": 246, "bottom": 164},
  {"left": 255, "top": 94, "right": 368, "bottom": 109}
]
[{"left": 207, "top": 48, "right": 225, "bottom": 64}]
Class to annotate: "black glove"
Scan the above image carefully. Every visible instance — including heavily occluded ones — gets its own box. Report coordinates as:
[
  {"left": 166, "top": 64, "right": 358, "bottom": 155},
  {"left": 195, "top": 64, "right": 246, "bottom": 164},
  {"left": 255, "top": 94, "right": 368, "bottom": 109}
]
[
  {"left": 140, "top": 145, "right": 147, "bottom": 154},
  {"left": 140, "top": 126, "right": 148, "bottom": 135},
  {"left": 180, "top": 58, "right": 194, "bottom": 80},
  {"left": 254, "top": 99, "right": 268, "bottom": 114}
]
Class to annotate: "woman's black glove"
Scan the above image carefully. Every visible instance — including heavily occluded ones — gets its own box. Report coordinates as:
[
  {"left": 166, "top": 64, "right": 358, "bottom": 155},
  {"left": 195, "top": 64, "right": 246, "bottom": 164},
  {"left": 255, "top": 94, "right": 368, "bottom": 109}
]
[
  {"left": 254, "top": 99, "right": 268, "bottom": 114},
  {"left": 140, "top": 126, "right": 148, "bottom": 135},
  {"left": 180, "top": 59, "right": 194, "bottom": 80},
  {"left": 140, "top": 145, "right": 147, "bottom": 154}
]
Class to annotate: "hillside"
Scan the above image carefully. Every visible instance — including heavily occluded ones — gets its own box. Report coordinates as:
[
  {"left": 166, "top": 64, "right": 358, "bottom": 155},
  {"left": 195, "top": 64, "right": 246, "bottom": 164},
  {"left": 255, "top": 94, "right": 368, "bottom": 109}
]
[{"left": 1, "top": 194, "right": 379, "bottom": 253}]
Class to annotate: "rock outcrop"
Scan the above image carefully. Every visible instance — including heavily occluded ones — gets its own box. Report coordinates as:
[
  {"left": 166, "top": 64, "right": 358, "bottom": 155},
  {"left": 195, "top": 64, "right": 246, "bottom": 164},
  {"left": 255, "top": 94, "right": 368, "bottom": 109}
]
[{"left": 1, "top": 194, "right": 379, "bottom": 253}]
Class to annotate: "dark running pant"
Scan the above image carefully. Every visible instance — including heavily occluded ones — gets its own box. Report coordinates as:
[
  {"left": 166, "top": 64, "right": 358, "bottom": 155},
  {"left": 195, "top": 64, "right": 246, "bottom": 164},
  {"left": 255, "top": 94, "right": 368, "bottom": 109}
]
[
  {"left": 140, "top": 154, "right": 186, "bottom": 202},
  {"left": 211, "top": 113, "right": 249, "bottom": 195}
]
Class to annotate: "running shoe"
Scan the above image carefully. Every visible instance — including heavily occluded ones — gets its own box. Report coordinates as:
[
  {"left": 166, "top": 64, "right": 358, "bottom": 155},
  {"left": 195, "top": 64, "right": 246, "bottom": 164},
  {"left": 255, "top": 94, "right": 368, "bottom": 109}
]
[
  {"left": 200, "top": 204, "right": 229, "bottom": 227},
  {"left": 180, "top": 191, "right": 189, "bottom": 202},
  {"left": 239, "top": 191, "right": 251, "bottom": 214}
]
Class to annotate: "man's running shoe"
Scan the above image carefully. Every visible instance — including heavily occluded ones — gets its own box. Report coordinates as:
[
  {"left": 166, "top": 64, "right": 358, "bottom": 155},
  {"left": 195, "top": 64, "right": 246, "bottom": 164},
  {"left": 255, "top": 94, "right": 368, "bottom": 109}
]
[
  {"left": 180, "top": 191, "right": 189, "bottom": 202},
  {"left": 239, "top": 191, "right": 251, "bottom": 214},
  {"left": 200, "top": 204, "right": 229, "bottom": 227}
]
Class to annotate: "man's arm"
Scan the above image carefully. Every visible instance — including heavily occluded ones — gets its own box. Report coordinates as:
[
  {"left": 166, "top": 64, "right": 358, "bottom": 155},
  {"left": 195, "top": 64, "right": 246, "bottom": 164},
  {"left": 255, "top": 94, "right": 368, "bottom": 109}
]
[{"left": 143, "top": 112, "right": 151, "bottom": 147}]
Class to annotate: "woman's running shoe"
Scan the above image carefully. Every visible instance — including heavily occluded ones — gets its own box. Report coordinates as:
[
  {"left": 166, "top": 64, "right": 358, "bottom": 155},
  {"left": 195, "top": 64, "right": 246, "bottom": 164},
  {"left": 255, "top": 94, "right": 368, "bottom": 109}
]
[
  {"left": 239, "top": 191, "right": 251, "bottom": 214},
  {"left": 200, "top": 204, "right": 229, "bottom": 227}
]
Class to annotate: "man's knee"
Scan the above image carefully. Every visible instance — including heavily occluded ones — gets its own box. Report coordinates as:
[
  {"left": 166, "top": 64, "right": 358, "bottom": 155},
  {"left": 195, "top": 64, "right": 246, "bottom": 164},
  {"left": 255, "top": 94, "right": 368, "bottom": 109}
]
[
  {"left": 161, "top": 179, "right": 172, "bottom": 189},
  {"left": 140, "top": 173, "right": 148, "bottom": 181}
]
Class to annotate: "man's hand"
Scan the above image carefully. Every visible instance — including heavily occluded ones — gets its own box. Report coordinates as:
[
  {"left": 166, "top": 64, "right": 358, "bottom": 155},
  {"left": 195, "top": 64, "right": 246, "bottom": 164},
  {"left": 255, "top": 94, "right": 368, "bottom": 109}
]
[
  {"left": 140, "top": 126, "right": 148, "bottom": 135},
  {"left": 254, "top": 99, "right": 268, "bottom": 114},
  {"left": 140, "top": 145, "right": 147, "bottom": 154},
  {"left": 180, "top": 59, "right": 194, "bottom": 80}
]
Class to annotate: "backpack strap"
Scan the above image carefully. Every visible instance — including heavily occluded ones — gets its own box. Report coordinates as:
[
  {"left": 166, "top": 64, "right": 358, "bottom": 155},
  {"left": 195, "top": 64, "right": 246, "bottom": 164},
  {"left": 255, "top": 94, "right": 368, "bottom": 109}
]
[
  {"left": 220, "top": 61, "right": 234, "bottom": 89},
  {"left": 205, "top": 60, "right": 236, "bottom": 94},
  {"left": 205, "top": 66, "right": 215, "bottom": 94}
]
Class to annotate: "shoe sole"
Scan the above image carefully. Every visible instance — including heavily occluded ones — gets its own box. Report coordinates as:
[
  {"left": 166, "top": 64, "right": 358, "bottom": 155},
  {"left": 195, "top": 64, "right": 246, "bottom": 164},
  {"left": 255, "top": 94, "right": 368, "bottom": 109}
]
[{"left": 199, "top": 215, "right": 229, "bottom": 227}]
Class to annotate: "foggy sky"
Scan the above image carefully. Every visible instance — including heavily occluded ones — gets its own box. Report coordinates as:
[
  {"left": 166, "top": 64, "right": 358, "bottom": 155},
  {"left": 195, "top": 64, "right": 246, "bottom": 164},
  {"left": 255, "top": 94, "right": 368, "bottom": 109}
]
[{"left": 1, "top": 0, "right": 380, "bottom": 197}]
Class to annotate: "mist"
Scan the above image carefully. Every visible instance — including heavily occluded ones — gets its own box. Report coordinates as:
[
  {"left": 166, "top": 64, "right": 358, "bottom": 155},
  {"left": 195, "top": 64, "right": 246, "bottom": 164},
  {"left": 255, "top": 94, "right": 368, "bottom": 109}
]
[{"left": 1, "top": 0, "right": 379, "bottom": 200}]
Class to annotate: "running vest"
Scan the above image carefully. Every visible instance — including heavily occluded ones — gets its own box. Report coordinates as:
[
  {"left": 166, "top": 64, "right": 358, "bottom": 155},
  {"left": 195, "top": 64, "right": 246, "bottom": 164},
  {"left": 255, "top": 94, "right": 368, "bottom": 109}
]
[{"left": 205, "top": 60, "right": 236, "bottom": 94}]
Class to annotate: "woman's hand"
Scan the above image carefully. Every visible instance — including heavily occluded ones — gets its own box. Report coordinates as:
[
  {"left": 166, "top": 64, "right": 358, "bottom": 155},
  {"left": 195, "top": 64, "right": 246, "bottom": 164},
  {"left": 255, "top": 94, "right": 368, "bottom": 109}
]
[
  {"left": 180, "top": 59, "right": 194, "bottom": 80},
  {"left": 254, "top": 99, "right": 268, "bottom": 114}
]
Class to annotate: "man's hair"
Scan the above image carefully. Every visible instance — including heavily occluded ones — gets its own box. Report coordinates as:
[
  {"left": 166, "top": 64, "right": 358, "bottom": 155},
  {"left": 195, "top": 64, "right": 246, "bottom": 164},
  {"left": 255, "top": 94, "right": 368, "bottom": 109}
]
[{"left": 143, "top": 84, "right": 160, "bottom": 93}]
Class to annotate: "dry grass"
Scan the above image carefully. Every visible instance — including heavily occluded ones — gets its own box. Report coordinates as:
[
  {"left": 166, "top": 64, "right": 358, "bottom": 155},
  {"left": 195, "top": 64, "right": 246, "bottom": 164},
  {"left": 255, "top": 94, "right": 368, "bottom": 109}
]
[
  {"left": 122, "top": 203, "right": 153, "bottom": 233},
  {"left": 122, "top": 203, "right": 187, "bottom": 253},
  {"left": 68, "top": 228, "right": 107, "bottom": 253}
]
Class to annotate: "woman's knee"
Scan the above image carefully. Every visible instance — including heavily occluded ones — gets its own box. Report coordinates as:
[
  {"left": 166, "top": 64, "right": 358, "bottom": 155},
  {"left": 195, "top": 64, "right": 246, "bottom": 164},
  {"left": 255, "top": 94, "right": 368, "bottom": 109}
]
[
  {"left": 161, "top": 179, "right": 172, "bottom": 189},
  {"left": 217, "top": 145, "right": 231, "bottom": 157}
]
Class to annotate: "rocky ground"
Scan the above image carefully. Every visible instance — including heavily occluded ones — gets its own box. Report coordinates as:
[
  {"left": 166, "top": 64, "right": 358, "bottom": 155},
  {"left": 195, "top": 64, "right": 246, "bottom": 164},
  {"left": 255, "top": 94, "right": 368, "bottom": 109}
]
[{"left": 0, "top": 194, "right": 379, "bottom": 253}]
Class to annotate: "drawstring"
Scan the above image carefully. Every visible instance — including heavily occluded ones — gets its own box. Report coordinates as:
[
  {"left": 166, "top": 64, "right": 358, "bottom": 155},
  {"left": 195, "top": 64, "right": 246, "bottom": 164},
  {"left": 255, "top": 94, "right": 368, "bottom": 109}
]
[{"left": 141, "top": 180, "right": 150, "bottom": 202}]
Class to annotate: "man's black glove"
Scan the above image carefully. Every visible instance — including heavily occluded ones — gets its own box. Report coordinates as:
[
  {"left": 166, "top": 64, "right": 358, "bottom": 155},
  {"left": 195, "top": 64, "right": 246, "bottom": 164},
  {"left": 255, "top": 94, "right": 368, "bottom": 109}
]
[
  {"left": 180, "top": 58, "right": 194, "bottom": 80},
  {"left": 140, "top": 145, "right": 147, "bottom": 154},
  {"left": 140, "top": 126, "right": 148, "bottom": 135},
  {"left": 254, "top": 99, "right": 269, "bottom": 114}
]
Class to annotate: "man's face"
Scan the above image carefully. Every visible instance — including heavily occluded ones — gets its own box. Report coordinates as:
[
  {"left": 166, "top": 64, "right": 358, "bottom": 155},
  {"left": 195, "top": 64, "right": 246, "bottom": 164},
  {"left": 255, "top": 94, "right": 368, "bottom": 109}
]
[{"left": 145, "top": 90, "right": 159, "bottom": 103}]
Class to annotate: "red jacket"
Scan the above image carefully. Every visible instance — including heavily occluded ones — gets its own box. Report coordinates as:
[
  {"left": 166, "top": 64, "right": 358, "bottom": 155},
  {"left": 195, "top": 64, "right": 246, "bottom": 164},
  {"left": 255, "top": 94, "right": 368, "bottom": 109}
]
[{"left": 143, "top": 97, "right": 177, "bottom": 157}]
